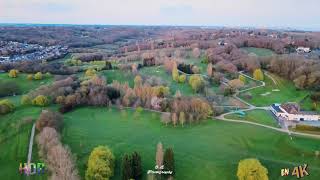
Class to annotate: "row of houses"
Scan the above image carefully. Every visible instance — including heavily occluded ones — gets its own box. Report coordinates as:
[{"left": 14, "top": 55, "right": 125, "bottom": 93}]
[{"left": 271, "top": 103, "right": 320, "bottom": 121}]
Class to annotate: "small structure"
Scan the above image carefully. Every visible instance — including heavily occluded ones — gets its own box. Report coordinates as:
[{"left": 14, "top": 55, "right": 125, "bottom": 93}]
[
  {"left": 296, "top": 47, "right": 311, "bottom": 53},
  {"left": 271, "top": 103, "right": 320, "bottom": 121}
]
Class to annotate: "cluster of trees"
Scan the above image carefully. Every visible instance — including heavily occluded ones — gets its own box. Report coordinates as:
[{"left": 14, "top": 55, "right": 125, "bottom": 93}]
[
  {"left": 237, "top": 158, "right": 268, "bottom": 180},
  {"left": 0, "top": 99, "right": 15, "bottom": 115},
  {"left": 121, "top": 152, "right": 142, "bottom": 180},
  {"left": 86, "top": 146, "right": 115, "bottom": 180},
  {"left": 36, "top": 110, "right": 63, "bottom": 131},
  {"left": 310, "top": 92, "right": 320, "bottom": 110},
  {"left": 36, "top": 127, "right": 79, "bottom": 180}
]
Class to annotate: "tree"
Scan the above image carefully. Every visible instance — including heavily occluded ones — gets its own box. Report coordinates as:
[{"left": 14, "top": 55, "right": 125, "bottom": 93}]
[
  {"left": 189, "top": 75, "right": 204, "bottom": 93},
  {"left": 253, "top": 69, "right": 264, "bottom": 81},
  {"left": 163, "top": 148, "right": 175, "bottom": 175},
  {"left": 36, "top": 110, "right": 63, "bottom": 131},
  {"left": 207, "top": 63, "right": 213, "bottom": 77},
  {"left": 134, "top": 75, "right": 142, "bottom": 88},
  {"left": 228, "top": 79, "right": 245, "bottom": 90},
  {"left": 85, "top": 69, "right": 96, "bottom": 77},
  {"left": 172, "top": 66, "right": 179, "bottom": 82},
  {"left": 0, "top": 99, "right": 15, "bottom": 114},
  {"left": 239, "top": 75, "right": 246, "bottom": 83},
  {"left": 86, "top": 146, "right": 115, "bottom": 180},
  {"left": 32, "top": 95, "right": 49, "bottom": 107},
  {"left": 21, "top": 95, "right": 32, "bottom": 105},
  {"left": 237, "top": 158, "right": 268, "bottom": 180},
  {"left": 156, "top": 142, "right": 164, "bottom": 167},
  {"left": 27, "top": 74, "right": 33, "bottom": 80},
  {"left": 34, "top": 72, "right": 43, "bottom": 80},
  {"left": 178, "top": 75, "right": 186, "bottom": 83},
  {"left": 179, "top": 112, "right": 186, "bottom": 127},
  {"left": 172, "top": 113, "right": 178, "bottom": 127},
  {"left": 121, "top": 154, "right": 133, "bottom": 180},
  {"left": 56, "top": 96, "right": 65, "bottom": 105},
  {"left": 192, "top": 48, "right": 201, "bottom": 58},
  {"left": 45, "top": 72, "right": 52, "bottom": 78},
  {"left": 8, "top": 69, "right": 18, "bottom": 78},
  {"left": 131, "top": 151, "right": 142, "bottom": 180}
]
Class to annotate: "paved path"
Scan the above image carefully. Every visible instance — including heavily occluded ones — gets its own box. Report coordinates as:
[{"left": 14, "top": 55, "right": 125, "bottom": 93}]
[{"left": 27, "top": 123, "right": 36, "bottom": 164}]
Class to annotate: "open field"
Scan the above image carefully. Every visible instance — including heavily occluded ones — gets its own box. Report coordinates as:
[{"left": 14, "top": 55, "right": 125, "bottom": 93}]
[
  {"left": 0, "top": 106, "right": 56, "bottom": 180},
  {"left": 102, "top": 69, "right": 135, "bottom": 87},
  {"left": 62, "top": 107, "right": 320, "bottom": 180},
  {"left": 139, "top": 66, "right": 194, "bottom": 96},
  {"left": 239, "top": 73, "right": 309, "bottom": 107},
  {"left": 0, "top": 73, "right": 53, "bottom": 95},
  {"left": 241, "top": 47, "right": 275, "bottom": 57},
  {"left": 225, "top": 110, "right": 280, "bottom": 128}
]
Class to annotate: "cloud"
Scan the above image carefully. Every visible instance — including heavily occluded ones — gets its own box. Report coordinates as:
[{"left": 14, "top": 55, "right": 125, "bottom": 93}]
[{"left": 0, "top": 0, "right": 319, "bottom": 29}]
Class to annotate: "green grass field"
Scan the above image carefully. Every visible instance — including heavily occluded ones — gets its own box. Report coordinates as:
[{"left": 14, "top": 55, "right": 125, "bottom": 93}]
[
  {"left": 62, "top": 107, "right": 320, "bottom": 180},
  {"left": 239, "top": 73, "right": 309, "bottom": 107},
  {"left": 139, "top": 66, "right": 194, "bottom": 96},
  {"left": 101, "top": 69, "right": 135, "bottom": 87},
  {"left": 0, "top": 73, "right": 53, "bottom": 95},
  {"left": 0, "top": 106, "right": 54, "bottom": 180},
  {"left": 241, "top": 47, "right": 274, "bottom": 57},
  {"left": 225, "top": 110, "right": 280, "bottom": 128}
]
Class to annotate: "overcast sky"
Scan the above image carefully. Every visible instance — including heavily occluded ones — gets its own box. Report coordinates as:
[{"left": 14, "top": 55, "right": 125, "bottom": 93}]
[{"left": 1, "top": 0, "right": 320, "bottom": 30}]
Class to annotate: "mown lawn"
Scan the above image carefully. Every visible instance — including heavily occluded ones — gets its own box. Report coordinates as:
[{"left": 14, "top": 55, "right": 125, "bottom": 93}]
[
  {"left": 241, "top": 47, "right": 274, "bottom": 57},
  {"left": 239, "top": 73, "right": 309, "bottom": 107},
  {"left": 225, "top": 110, "right": 280, "bottom": 128},
  {"left": 0, "top": 106, "right": 55, "bottom": 180},
  {"left": 139, "top": 66, "right": 194, "bottom": 96},
  {"left": 101, "top": 69, "right": 135, "bottom": 87},
  {"left": 0, "top": 73, "right": 53, "bottom": 95},
  {"left": 62, "top": 107, "right": 320, "bottom": 180}
]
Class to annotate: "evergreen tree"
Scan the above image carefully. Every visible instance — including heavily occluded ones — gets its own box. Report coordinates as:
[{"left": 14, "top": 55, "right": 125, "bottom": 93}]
[
  {"left": 122, "top": 154, "right": 133, "bottom": 180},
  {"left": 163, "top": 148, "right": 175, "bottom": 175},
  {"left": 131, "top": 151, "right": 142, "bottom": 180}
]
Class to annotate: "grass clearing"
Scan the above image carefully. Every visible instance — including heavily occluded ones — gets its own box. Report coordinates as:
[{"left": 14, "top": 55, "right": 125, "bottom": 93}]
[
  {"left": 225, "top": 110, "right": 280, "bottom": 128},
  {"left": 63, "top": 107, "right": 320, "bottom": 180},
  {"left": 101, "top": 69, "right": 135, "bottom": 87},
  {"left": 239, "top": 73, "right": 309, "bottom": 107},
  {"left": 139, "top": 66, "right": 194, "bottom": 96},
  {"left": 241, "top": 47, "right": 274, "bottom": 57}
]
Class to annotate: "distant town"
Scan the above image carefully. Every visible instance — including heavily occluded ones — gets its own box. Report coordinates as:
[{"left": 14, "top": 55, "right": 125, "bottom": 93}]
[{"left": 0, "top": 41, "right": 68, "bottom": 63}]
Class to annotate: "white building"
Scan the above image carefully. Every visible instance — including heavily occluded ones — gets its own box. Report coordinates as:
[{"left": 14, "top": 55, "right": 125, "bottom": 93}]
[
  {"left": 296, "top": 47, "right": 311, "bottom": 53},
  {"left": 271, "top": 103, "right": 320, "bottom": 121}
]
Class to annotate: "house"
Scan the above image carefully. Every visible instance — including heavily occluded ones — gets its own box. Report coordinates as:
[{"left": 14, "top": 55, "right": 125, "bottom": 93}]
[
  {"left": 296, "top": 47, "right": 311, "bottom": 53},
  {"left": 271, "top": 103, "right": 320, "bottom": 121}
]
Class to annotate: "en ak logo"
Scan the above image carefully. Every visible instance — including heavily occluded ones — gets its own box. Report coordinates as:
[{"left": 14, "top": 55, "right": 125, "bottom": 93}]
[{"left": 281, "top": 164, "right": 309, "bottom": 178}]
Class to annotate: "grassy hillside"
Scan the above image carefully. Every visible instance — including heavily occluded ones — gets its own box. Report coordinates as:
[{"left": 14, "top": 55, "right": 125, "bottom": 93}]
[
  {"left": 62, "top": 107, "right": 320, "bottom": 180},
  {"left": 241, "top": 47, "right": 274, "bottom": 57}
]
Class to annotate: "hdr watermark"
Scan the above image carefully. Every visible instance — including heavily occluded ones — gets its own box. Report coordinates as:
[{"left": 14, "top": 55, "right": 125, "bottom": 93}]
[
  {"left": 19, "top": 162, "right": 46, "bottom": 176},
  {"left": 147, "top": 165, "right": 173, "bottom": 175}
]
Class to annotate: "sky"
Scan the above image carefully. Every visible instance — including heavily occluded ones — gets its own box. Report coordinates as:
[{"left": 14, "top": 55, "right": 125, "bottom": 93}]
[{"left": 1, "top": 0, "right": 320, "bottom": 30}]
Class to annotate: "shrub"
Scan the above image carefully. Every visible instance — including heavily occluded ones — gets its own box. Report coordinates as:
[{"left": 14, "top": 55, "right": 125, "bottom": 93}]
[
  {"left": 85, "top": 69, "right": 96, "bottom": 77},
  {"left": 8, "top": 69, "right": 18, "bottom": 78},
  {"left": 178, "top": 74, "right": 186, "bottom": 83},
  {"left": 55, "top": 96, "right": 65, "bottom": 105},
  {"left": 237, "top": 158, "right": 268, "bottom": 180},
  {"left": 0, "top": 99, "right": 15, "bottom": 114},
  {"left": 86, "top": 146, "right": 115, "bottom": 180},
  {"left": 27, "top": 74, "right": 33, "bottom": 80},
  {"left": 295, "top": 124, "right": 320, "bottom": 132},
  {"left": 36, "top": 110, "right": 63, "bottom": 131},
  {"left": 0, "top": 81, "right": 20, "bottom": 97},
  {"left": 32, "top": 95, "right": 49, "bottom": 107},
  {"left": 21, "top": 95, "right": 32, "bottom": 105},
  {"left": 34, "top": 72, "right": 43, "bottom": 80}
]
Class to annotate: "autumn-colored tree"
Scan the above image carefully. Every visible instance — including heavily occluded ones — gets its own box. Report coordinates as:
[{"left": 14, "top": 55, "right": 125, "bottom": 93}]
[
  {"left": 228, "top": 79, "right": 245, "bottom": 90},
  {"left": 86, "top": 146, "right": 115, "bottom": 180},
  {"left": 178, "top": 74, "right": 186, "bottom": 83},
  {"left": 192, "top": 66, "right": 200, "bottom": 74},
  {"left": 172, "top": 66, "right": 179, "bottom": 82},
  {"left": 179, "top": 112, "right": 186, "bottom": 127},
  {"left": 32, "top": 95, "right": 49, "bottom": 107},
  {"left": 189, "top": 75, "right": 204, "bottom": 93},
  {"left": 192, "top": 48, "right": 201, "bottom": 58},
  {"left": 55, "top": 96, "right": 65, "bottom": 105},
  {"left": 239, "top": 75, "right": 246, "bottom": 83},
  {"left": 36, "top": 110, "right": 63, "bottom": 131},
  {"left": 253, "top": 69, "right": 264, "bottom": 81},
  {"left": 163, "top": 148, "right": 175, "bottom": 175},
  {"left": 121, "top": 154, "right": 133, "bottom": 180},
  {"left": 27, "top": 74, "right": 33, "bottom": 80},
  {"left": 207, "top": 63, "right": 213, "bottom": 77},
  {"left": 8, "top": 69, "right": 18, "bottom": 78},
  {"left": 161, "top": 112, "right": 171, "bottom": 126},
  {"left": 156, "top": 142, "right": 164, "bottom": 167},
  {"left": 172, "top": 112, "right": 178, "bottom": 127},
  {"left": 34, "top": 72, "right": 43, "bottom": 80},
  {"left": 21, "top": 95, "right": 32, "bottom": 105},
  {"left": 85, "top": 68, "right": 96, "bottom": 77},
  {"left": 0, "top": 99, "right": 15, "bottom": 114},
  {"left": 237, "top": 158, "right": 268, "bottom": 180},
  {"left": 134, "top": 75, "right": 143, "bottom": 88}
]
